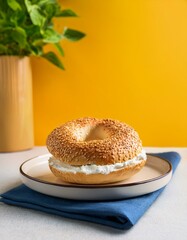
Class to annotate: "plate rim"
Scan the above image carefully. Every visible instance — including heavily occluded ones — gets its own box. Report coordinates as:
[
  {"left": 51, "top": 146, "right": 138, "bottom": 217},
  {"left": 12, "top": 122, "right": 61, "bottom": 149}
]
[{"left": 20, "top": 154, "right": 172, "bottom": 189}]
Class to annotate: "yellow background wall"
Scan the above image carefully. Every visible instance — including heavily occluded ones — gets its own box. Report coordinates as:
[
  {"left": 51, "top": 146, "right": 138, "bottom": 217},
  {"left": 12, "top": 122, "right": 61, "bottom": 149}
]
[{"left": 32, "top": 0, "right": 187, "bottom": 146}]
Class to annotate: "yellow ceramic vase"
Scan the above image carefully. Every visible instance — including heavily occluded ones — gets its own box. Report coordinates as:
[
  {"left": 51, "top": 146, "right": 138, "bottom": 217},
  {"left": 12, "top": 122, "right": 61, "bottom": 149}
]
[{"left": 0, "top": 56, "right": 34, "bottom": 152}]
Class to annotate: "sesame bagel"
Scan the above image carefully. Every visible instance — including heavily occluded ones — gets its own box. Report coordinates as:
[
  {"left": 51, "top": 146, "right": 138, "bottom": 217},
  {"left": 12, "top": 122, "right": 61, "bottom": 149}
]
[{"left": 46, "top": 117, "right": 147, "bottom": 184}]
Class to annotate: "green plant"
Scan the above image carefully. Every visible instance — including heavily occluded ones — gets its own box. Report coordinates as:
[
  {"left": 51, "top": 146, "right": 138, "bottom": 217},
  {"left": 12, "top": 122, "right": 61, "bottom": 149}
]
[{"left": 0, "top": 0, "right": 85, "bottom": 69}]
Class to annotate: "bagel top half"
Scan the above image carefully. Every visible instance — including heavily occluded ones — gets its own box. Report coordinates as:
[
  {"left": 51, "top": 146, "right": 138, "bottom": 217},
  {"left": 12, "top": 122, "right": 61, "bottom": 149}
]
[{"left": 46, "top": 117, "right": 143, "bottom": 166}]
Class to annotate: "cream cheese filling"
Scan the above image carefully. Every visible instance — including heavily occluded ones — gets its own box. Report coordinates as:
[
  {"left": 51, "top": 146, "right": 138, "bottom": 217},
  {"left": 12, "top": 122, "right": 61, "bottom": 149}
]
[{"left": 49, "top": 150, "right": 147, "bottom": 175}]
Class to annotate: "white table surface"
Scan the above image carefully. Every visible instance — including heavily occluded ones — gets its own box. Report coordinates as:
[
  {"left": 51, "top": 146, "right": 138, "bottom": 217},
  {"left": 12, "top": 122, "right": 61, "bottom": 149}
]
[{"left": 0, "top": 147, "right": 187, "bottom": 240}]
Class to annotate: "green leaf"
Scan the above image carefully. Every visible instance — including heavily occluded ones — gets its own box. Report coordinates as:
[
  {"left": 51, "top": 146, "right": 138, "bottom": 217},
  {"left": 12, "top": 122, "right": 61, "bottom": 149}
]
[
  {"left": 32, "top": 39, "right": 44, "bottom": 47},
  {"left": 63, "top": 28, "right": 85, "bottom": 41},
  {"left": 11, "top": 11, "right": 26, "bottom": 26},
  {"left": 7, "top": 0, "right": 21, "bottom": 11},
  {"left": 30, "top": 45, "right": 43, "bottom": 56},
  {"left": 24, "top": 0, "right": 32, "bottom": 11},
  {"left": 43, "top": 28, "right": 62, "bottom": 43},
  {"left": 24, "top": 1, "right": 45, "bottom": 27},
  {"left": 11, "top": 27, "right": 27, "bottom": 48},
  {"left": 54, "top": 43, "right": 64, "bottom": 56},
  {"left": 10, "top": 11, "right": 21, "bottom": 26},
  {"left": 25, "top": 25, "right": 41, "bottom": 38},
  {"left": 56, "top": 9, "right": 78, "bottom": 17},
  {"left": 30, "top": 6, "right": 45, "bottom": 27},
  {"left": 42, "top": 52, "right": 64, "bottom": 70},
  {"left": 38, "top": 0, "right": 57, "bottom": 5},
  {"left": 43, "top": 3, "right": 58, "bottom": 19}
]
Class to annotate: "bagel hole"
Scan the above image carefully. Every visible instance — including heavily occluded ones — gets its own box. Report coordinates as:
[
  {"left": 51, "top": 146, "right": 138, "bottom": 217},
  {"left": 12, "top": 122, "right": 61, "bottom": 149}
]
[{"left": 84, "top": 126, "right": 109, "bottom": 141}]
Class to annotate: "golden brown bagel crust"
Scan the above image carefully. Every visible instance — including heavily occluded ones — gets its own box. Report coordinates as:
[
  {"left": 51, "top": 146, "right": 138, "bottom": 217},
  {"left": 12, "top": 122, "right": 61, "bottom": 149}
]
[
  {"left": 46, "top": 117, "right": 142, "bottom": 166},
  {"left": 49, "top": 159, "right": 146, "bottom": 184}
]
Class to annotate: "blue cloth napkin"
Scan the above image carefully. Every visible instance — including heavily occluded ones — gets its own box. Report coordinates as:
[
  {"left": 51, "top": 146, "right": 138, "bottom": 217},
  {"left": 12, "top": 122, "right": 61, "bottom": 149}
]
[{"left": 0, "top": 152, "right": 181, "bottom": 230}]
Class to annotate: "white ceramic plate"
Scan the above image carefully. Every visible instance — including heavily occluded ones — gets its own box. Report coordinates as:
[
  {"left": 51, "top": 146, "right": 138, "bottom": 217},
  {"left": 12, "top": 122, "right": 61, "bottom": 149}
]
[{"left": 20, "top": 154, "right": 172, "bottom": 201}]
